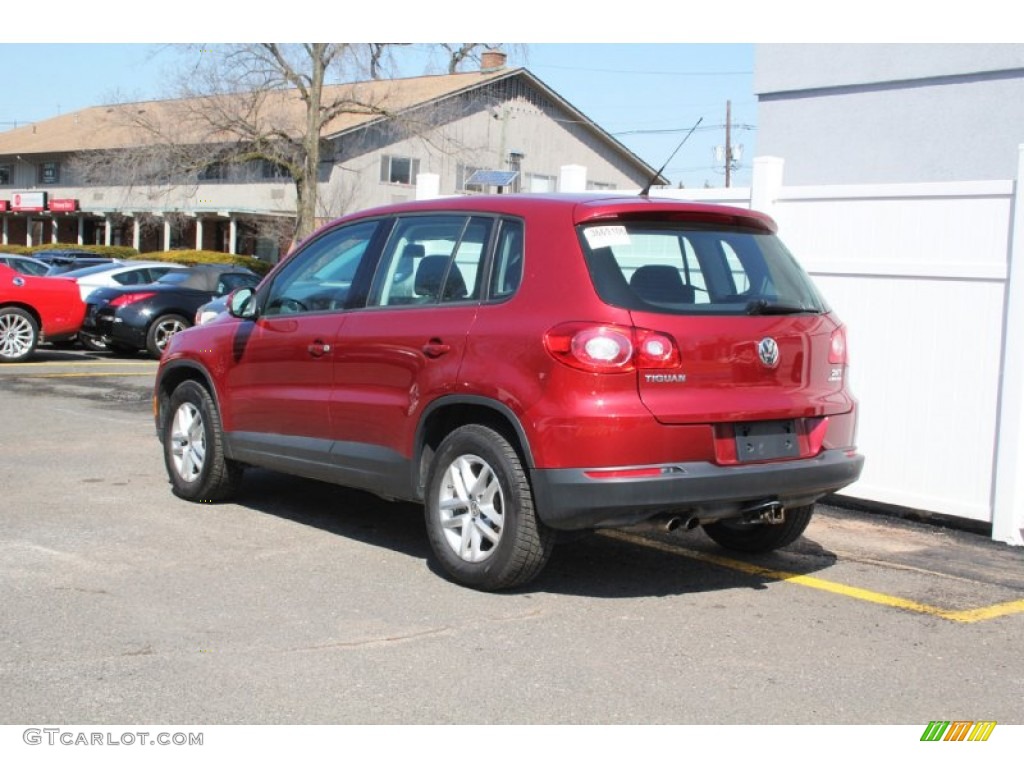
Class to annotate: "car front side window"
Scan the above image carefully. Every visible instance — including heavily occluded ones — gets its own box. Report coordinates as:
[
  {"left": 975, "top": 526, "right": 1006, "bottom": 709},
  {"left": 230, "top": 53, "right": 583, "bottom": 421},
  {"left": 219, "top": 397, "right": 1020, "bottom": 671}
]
[{"left": 261, "top": 220, "right": 382, "bottom": 317}]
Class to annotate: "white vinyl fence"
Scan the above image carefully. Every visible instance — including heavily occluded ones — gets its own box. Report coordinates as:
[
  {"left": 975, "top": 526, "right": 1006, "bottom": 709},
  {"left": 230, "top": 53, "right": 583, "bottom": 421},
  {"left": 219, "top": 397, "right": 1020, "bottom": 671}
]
[{"left": 638, "top": 154, "right": 1024, "bottom": 546}]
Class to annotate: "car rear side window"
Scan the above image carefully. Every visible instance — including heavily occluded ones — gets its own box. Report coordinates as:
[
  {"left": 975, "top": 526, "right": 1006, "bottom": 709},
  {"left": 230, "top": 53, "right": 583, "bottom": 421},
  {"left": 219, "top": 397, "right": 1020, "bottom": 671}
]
[
  {"left": 489, "top": 218, "right": 524, "bottom": 299},
  {"left": 369, "top": 215, "right": 494, "bottom": 307},
  {"left": 579, "top": 221, "right": 827, "bottom": 315}
]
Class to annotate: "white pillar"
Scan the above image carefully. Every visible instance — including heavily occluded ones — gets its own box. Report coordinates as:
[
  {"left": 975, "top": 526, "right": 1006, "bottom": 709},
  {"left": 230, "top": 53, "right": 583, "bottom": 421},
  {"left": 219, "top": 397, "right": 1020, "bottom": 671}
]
[
  {"left": 104, "top": 217, "right": 113, "bottom": 246},
  {"left": 416, "top": 173, "right": 441, "bottom": 200},
  {"left": 132, "top": 217, "right": 141, "bottom": 252},
  {"left": 992, "top": 144, "right": 1024, "bottom": 546},
  {"left": 2, "top": 216, "right": 7, "bottom": 245},
  {"left": 751, "top": 156, "right": 785, "bottom": 217},
  {"left": 559, "top": 164, "right": 587, "bottom": 193},
  {"left": 77, "top": 215, "right": 84, "bottom": 245},
  {"left": 229, "top": 218, "right": 238, "bottom": 255},
  {"left": 195, "top": 217, "right": 204, "bottom": 250},
  {"left": 27, "top": 219, "right": 34, "bottom": 247},
  {"left": 163, "top": 218, "right": 171, "bottom": 251},
  {"left": 51, "top": 219, "right": 58, "bottom": 244}
]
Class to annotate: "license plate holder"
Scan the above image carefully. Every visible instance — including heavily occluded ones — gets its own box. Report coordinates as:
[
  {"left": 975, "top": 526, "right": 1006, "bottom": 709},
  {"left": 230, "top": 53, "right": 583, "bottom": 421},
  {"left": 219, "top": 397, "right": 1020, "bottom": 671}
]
[{"left": 735, "top": 420, "right": 799, "bottom": 462}]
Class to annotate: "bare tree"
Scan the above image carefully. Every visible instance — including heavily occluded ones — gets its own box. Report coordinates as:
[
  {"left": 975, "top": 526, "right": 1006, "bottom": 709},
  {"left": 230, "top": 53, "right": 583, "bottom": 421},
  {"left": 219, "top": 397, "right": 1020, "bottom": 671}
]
[
  {"left": 180, "top": 43, "right": 404, "bottom": 243},
  {"left": 72, "top": 43, "right": 524, "bottom": 246}
]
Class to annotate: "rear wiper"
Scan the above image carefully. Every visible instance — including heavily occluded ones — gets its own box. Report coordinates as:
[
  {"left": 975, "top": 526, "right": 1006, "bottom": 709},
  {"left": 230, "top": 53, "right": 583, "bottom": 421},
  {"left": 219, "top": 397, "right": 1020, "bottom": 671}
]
[{"left": 745, "top": 299, "right": 815, "bottom": 315}]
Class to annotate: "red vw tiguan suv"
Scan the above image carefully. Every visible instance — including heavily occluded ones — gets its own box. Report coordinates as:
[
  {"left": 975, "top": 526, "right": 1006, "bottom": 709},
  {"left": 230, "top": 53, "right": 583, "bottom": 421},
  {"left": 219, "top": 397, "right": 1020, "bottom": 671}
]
[{"left": 154, "top": 194, "right": 864, "bottom": 590}]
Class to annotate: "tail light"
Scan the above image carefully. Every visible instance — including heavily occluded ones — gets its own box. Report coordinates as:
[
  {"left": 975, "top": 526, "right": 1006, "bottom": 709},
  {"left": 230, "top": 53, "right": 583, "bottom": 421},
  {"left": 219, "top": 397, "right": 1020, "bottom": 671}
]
[
  {"left": 109, "top": 292, "right": 156, "bottom": 308},
  {"left": 544, "top": 323, "right": 680, "bottom": 373},
  {"left": 829, "top": 326, "right": 848, "bottom": 365}
]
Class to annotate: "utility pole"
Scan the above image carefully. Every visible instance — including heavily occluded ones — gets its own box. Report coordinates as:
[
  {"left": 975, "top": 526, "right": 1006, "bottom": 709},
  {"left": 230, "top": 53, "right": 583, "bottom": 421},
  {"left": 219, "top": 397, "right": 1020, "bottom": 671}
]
[
  {"left": 713, "top": 102, "right": 742, "bottom": 188},
  {"left": 725, "top": 100, "right": 732, "bottom": 188}
]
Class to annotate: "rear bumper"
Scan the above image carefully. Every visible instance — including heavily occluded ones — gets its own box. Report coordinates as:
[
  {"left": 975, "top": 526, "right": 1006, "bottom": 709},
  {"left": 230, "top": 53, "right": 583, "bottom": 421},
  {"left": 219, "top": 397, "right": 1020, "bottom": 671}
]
[
  {"left": 81, "top": 308, "right": 146, "bottom": 349},
  {"left": 530, "top": 449, "right": 865, "bottom": 530}
]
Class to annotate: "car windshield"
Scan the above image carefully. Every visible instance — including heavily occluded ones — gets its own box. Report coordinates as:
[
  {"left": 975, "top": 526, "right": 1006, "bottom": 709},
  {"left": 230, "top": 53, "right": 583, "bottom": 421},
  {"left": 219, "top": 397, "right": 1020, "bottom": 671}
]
[
  {"left": 8, "top": 259, "right": 48, "bottom": 276},
  {"left": 578, "top": 221, "right": 828, "bottom": 316}
]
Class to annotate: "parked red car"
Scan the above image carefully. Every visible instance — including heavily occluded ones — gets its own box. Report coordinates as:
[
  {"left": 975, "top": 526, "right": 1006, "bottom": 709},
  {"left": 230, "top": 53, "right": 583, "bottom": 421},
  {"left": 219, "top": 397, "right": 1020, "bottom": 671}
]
[
  {"left": 0, "top": 265, "right": 85, "bottom": 362},
  {"left": 154, "top": 194, "right": 864, "bottom": 590}
]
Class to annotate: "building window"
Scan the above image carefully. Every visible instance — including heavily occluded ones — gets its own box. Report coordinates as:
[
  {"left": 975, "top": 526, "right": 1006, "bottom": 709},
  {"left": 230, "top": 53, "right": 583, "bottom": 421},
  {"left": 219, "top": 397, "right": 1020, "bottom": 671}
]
[
  {"left": 587, "top": 181, "right": 616, "bottom": 190},
  {"left": 0, "top": 165, "right": 10, "bottom": 185},
  {"left": 199, "top": 161, "right": 228, "bottom": 181},
  {"left": 380, "top": 155, "right": 420, "bottom": 185},
  {"left": 39, "top": 162, "right": 60, "bottom": 185},
  {"left": 260, "top": 159, "right": 290, "bottom": 180}
]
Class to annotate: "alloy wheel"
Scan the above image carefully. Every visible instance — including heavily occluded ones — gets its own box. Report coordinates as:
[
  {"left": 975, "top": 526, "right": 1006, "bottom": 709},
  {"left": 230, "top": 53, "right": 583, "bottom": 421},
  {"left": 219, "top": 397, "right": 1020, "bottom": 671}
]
[
  {"left": 437, "top": 453, "right": 505, "bottom": 563},
  {"left": 154, "top": 317, "right": 188, "bottom": 352},
  {"left": 0, "top": 312, "right": 35, "bottom": 359},
  {"left": 169, "top": 402, "right": 206, "bottom": 482}
]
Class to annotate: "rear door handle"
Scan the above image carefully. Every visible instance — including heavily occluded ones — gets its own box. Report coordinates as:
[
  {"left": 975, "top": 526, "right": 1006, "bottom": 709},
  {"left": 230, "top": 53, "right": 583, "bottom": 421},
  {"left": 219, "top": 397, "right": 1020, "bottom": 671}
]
[
  {"left": 307, "top": 340, "right": 332, "bottom": 358},
  {"left": 422, "top": 340, "right": 451, "bottom": 359}
]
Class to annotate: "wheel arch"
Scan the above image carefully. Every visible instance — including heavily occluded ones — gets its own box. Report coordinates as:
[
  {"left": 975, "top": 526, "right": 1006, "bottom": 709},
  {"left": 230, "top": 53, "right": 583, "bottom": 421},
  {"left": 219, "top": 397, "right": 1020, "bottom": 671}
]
[
  {"left": 0, "top": 302, "right": 42, "bottom": 329},
  {"left": 154, "top": 360, "right": 221, "bottom": 442},
  {"left": 414, "top": 396, "right": 535, "bottom": 501}
]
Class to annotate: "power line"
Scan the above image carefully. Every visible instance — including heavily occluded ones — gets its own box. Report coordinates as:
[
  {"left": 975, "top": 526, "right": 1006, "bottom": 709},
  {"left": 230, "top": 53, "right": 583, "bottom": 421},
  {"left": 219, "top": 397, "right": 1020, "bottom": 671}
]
[
  {"left": 612, "top": 123, "right": 755, "bottom": 136},
  {"left": 531, "top": 62, "right": 752, "bottom": 77}
]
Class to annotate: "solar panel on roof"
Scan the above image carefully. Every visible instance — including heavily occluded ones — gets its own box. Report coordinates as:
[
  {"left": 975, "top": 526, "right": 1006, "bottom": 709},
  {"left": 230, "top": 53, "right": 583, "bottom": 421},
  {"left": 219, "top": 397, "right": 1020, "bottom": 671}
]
[{"left": 466, "top": 170, "right": 519, "bottom": 187}]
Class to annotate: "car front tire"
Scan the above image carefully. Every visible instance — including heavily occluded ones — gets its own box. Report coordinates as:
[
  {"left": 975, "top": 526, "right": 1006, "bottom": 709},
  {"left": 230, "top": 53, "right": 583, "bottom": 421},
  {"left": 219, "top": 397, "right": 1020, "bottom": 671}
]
[
  {"left": 424, "top": 424, "right": 555, "bottom": 591},
  {"left": 0, "top": 307, "right": 39, "bottom": 362},
  {"left": 163, "top": 380, "right": 243, "bottom": 502}
]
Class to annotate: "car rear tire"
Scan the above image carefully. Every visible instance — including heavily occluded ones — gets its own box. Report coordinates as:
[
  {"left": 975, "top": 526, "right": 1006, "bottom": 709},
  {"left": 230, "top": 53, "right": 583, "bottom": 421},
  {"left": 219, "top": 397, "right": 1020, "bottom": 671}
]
[
  {"left": 0, "top": 307, "right": 39, "bottom": 362},
  {"left": 702, "top": 504, "right": 815, "bottom": 553},
  {"left": 164, "top": 380, "right": 243, "bottom": 502},
  {"left": 78, "top": 333, "right": 108, "bottom": 352},
  {"left": 146, "top": 313, "right": 190, "bottom": 358},
  {"left": 424, "top": 424, "right": 554, "bottom": 591}
]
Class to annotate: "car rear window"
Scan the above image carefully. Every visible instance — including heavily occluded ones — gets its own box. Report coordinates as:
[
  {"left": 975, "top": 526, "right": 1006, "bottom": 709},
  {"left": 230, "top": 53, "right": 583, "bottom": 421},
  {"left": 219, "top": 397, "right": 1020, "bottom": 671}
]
[{"left": 578, "top": 221, "right": 828, "bottom": 315}]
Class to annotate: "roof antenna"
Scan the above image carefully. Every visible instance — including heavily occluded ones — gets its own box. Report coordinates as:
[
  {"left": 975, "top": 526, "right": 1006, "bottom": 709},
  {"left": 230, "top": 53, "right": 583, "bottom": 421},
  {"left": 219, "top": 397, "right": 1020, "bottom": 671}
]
[{"left": 639, "top": 117, "right": 703, "bottom": 198}]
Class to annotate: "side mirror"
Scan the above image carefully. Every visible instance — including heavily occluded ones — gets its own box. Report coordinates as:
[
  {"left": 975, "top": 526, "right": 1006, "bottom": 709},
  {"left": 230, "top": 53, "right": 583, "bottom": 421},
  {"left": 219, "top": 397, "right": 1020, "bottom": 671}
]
[{"left": 227, "top": 287, "right": 257, "bottom": 319}]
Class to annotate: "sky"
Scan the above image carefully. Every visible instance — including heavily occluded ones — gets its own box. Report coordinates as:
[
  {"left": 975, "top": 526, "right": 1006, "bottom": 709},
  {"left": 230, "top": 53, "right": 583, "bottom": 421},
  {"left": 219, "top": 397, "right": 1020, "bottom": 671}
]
[{"left": 0, "top": 2, "right": 1007, "bottom": 190}]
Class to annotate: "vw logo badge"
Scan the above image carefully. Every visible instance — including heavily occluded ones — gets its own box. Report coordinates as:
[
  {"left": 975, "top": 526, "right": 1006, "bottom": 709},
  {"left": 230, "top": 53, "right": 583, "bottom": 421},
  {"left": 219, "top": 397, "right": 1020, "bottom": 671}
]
[{"left": 758, "top": 337, "right": 780, "bottom": 368}]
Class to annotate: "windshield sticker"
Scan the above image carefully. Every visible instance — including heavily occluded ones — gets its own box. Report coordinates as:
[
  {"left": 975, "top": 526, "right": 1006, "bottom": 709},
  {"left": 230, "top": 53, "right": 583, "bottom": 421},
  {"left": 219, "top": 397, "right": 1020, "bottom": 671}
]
[{"left": 584, "top": 225, "right": 631, "bottom": 249}]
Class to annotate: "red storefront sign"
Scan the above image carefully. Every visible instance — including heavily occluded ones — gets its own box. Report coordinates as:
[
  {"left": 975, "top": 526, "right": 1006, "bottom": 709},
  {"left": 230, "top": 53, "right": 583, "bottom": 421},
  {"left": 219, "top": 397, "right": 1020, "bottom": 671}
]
[
  {"left": 0, "top": 201, "right": 8, "bottom": 212},
  {"left": 48, "top": 198, "right": 79, "bottom": 212},
  {"left": 11, "top": 192, "right": 47, "bottom": 212}
]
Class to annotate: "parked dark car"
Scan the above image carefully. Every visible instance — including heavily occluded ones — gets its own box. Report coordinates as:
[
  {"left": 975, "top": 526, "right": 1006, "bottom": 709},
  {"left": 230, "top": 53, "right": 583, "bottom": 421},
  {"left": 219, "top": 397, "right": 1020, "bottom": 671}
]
[
  {"left": 32, "top": 249, "right": 118, "bottom": 275},
  {"left": 80, "top": 263, "right": 260, "bottom": 358},
  {"left": 154, "top": 193, "right": 864, "bottom": 591},
  {"left": 0, "top": 254, "right": 50, "bottom": 277}
]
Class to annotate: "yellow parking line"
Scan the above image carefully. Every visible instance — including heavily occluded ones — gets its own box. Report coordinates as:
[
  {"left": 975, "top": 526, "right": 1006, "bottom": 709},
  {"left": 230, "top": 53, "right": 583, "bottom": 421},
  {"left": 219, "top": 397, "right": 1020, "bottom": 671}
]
[
  {"left": 601, "top": 530, "right": 1024, "bottom": 624},
  {"left": 943, "top": 600, "right": 1024, "bottom": 623}
]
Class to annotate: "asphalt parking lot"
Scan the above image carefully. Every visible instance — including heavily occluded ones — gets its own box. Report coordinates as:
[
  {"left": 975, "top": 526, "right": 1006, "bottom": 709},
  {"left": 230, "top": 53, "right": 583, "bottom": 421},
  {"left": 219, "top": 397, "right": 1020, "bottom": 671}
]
[{"left": 1, "top": 347, "right": 1023, "bottom": 726}]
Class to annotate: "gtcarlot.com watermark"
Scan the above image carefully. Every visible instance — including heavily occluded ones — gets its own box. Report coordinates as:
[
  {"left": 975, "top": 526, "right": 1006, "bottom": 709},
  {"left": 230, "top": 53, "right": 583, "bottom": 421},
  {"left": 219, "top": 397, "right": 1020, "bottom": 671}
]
[{"left": 23, "top": 728, "right": 203, "bottom": 747}]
